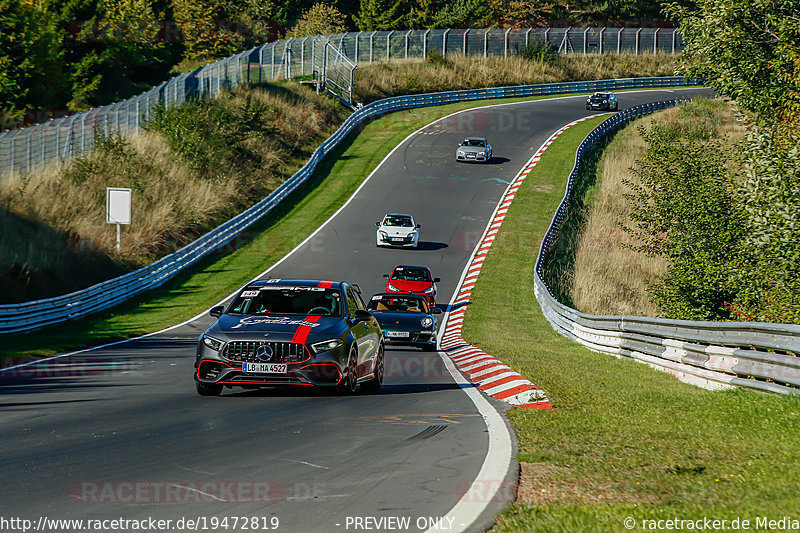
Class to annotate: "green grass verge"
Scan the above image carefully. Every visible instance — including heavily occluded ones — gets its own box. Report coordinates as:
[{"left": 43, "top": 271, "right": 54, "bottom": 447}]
[
  {"left": 2, "top": 92, "right": 583, "bottom": 363},
  {"left": 461, "top": 118, "right": 800, "bottom": 532}
]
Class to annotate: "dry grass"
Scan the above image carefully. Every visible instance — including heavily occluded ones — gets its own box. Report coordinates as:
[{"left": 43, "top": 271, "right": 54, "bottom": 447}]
[
  {"left": 0, "top": 82, "right": 344, "bottom": 303},
  {"left": 571, "top": 99, "right": 747, "bottom": 316},
  {"left": 354, "top": 53, "right": 679, "bottom": 103}
]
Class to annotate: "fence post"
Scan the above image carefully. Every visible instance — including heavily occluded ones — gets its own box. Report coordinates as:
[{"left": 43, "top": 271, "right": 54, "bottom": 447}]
[
  {"left": 80, "top": 113, "right": 87, "bottom": 154},
  {"left": 617, "top": 27, "right": 623, "bottom": 53},
  {"left": 544, "top": 28, "right": 550, "bottom": 44},
  {"left": 285, "top": 40, "right": 292, "bottom": 79},
  {"left": 369, "top": 31, "right": 374, "bottom": 62},
  {"left": 504, "top": 28, "right": 510, "bottom": 57},
  {"left": 271, "top": 43, "right": 276, "bottom": 79},
  {"left": 443, "top": 29, "right": 449, "bottom": 57},
  {"left": 653, "top": 28, "right": 659, "bottom": 53},
  {"left": 462, "top": 30, "right": 466, "bottom": 55},
  {"left": 9, "top": 130, "right": 21, "bottom": 174},
  {"left": 583, "top": 27, "right": 589, "bottom": 54},
  {"left": 354, "top": 32, "right": 359, "bottom": 62},
  {"left": 405, "top": 30, "right": 412, "bottom": 60},
  {"left": 423, "top": 29, "right": 430, "bottom": 59},
  {"left": 40, "top": 123, "right": 46, "bottom": 170},
  {"left": 25, "top": 126, "right": 31, "bottom": 173},
  {"left": 484, "top": 29, "right": 489, "bottom": 58},
  {"left": 525, "top": 28, "right": 531, "bottom": 49},
  {"left": 599, "top": 27, "right": 605, "bottom": 54},
  {"left": 635, "top": 27, "right": 642, "bottom": 54},
  {"left": 386, "top": 30, "right": 392, "bottom": 61},
  {"left": 672, "top": 29, "right": 677, "bottom": 53}
]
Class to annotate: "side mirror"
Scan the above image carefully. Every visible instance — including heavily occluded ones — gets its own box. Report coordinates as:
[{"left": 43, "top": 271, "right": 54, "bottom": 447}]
[
  {"left": 383, "top": 274, "right": 389, "bottom": 279},
  {"left": 433, "top": 277, "right": 441, "bottom": 282},
  {"left": 375, "top": 221, "right": 380, "bottom": 227},
  {"left": 353, "top": 309, "right": 372, "bottom": 322},
  {"left": 432, "top": 307, "right": 443, "bottom": 314},
  {"left": 209, "top": 306, "right": 224, "bottom": 318},
  {"left": 415, "top": 224, "right": 421, "bottom": 229}
]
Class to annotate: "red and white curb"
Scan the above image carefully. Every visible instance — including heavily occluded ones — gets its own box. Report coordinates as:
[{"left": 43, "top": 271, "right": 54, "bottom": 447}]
[{"left": 439, "top": 114, "right": 605, "bottom": 410}]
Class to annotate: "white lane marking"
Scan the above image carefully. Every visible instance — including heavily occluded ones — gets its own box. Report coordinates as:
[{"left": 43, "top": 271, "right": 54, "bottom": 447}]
[
  {"left": 175, "top": 465, "right": 217, "bottom": 476},
  {"left": 169, "top": 484, "right": 227, "bottom": 502},
  {"left": 288, "top": 459, "right": 329, "bottom": 470}
]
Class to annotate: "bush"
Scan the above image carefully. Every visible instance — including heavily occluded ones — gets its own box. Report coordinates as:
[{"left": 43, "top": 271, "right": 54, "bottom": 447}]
[
  {"left": 425, "top": 49, "right": 451, "bottom": 67},
  {"left": 517, "top": 42, "right": 560, "bottom": 64},
  {"left": 623, "top": 121, "right": 745, "bottom": 321}
]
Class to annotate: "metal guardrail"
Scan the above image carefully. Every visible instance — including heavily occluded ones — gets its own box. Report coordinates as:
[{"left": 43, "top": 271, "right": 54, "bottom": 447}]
[
  {"left": 0, "top": 76, "right": 697, "bottom": 335},
  {"left": 533, "top": 101, "right": 800, "bottom": 394},
  {"left": 0, "top": 26, "right": 682, "bottom": 179}
]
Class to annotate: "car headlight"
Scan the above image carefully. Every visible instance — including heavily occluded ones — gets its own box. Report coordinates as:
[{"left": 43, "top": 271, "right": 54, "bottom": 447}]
[
  {"left": 423, "top": 286, "right": 435, "bottom": 294},
  {"left": 457, "top": 150, "right": 465, "bottom": 155},
  {"left": 311, "top": 338, "right": 343, "bottom": 354},
  {"left": 379, "top": 230, "right": 387, "bottom": 238},
  {"left": 409, "top": 231, "right": 417, "bottom": 238},
  {"left": 421, "top": 317, "right": 433, "bottom": 329},
  {"left": 202, "top": 335, "right": 223, "bottom": 351},
  {"left": 387, "top": 283, "right": 399, "bottom": 291},
  {"left": 603, "top": 100, "right": 608, "bottom": 104}
]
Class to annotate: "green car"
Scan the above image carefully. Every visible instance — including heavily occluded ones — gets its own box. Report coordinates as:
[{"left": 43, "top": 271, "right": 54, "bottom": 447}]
[{"left": 366, "top": 293, "right": 441, "bottom": 352}]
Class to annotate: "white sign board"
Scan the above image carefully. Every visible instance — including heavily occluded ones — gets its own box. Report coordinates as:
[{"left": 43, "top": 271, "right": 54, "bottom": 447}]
[{"left": 106, "top": 187, "right": 131, "bottom": 225}]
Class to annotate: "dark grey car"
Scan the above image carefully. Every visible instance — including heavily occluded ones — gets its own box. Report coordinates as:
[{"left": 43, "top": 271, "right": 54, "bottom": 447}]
[
  {"left": 194, "top": 280, "right": 384, "bottom": 396},
  {"left": 456, "top": 137, "right": 493, "bottom": 163},
  {"left": 366, "top": 293, "right": 441, "bottom": 351}
]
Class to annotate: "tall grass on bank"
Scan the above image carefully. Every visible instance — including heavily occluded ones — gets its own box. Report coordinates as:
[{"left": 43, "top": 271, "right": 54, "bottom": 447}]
[
  {"left": 354, "top": 53, "right": 678, "bottom": 103},
  {"left": 0, "top": 82, "right": 346, "bottom": 304},
  {"left": 570, "top": 98, "right": 746, "bottom": 316}
]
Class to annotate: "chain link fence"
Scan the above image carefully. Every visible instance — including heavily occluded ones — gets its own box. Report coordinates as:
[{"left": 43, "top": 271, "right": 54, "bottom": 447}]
[{"left": 0, "top": 27, "right": 680, "bottom": 180}]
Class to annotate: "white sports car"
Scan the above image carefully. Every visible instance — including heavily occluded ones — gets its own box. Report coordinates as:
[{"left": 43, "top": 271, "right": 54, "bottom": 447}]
[{"left": 376, "top": 214, "right": 420, "bottom": 248}]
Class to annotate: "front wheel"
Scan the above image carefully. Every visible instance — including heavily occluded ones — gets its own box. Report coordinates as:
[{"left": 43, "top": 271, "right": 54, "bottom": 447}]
[
  {"left": 337, "top": 345, "right": 359, "bottom": 395},
  {"left": 361, "top": 344, "right": 384, "bottom": 393},
  {"left": 196, "top": 382, "right": 222, "bottom": 396}
]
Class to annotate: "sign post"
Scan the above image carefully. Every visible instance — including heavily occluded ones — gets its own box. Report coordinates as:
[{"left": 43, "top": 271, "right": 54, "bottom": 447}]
[{"left": 106, "top": 187, "right": 131, "bottom": 252}]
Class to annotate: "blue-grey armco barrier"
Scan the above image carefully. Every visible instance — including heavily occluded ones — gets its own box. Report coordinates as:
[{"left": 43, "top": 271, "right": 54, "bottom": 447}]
[
  {"left": 533, "top": 101, "right": 800, "bottom": 395},
  {"left": 0, "top": 77, "right": 695, "bottom": 335}
]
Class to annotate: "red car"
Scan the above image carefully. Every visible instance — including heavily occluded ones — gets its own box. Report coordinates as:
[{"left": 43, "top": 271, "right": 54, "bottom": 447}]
[{"left": 383, "top": 265, "right": 440, "bottom": 307}]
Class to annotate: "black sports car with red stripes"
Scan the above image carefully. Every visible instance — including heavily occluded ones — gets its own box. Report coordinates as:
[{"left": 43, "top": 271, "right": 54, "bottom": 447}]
[{"left": 194, "top": 280, "right": 384, "bottom": 396}]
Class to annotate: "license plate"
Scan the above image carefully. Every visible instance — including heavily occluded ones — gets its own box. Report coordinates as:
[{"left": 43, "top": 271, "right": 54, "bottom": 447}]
[
  {"left": 391, "top": 237, "right": 404, "bottom": 242},
  {"left": 386, "top": 331, "right": 409, "bottom": 338},
  {"left": 242, "top": 363, "right": 287, "bottom": 374},
  {"left": 466, "top": 153, "right": 476, "bottom": 158}
]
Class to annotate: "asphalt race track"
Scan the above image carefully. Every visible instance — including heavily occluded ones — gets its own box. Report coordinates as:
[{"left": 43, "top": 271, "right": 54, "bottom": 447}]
[{"left": 0, "top": 88, "right": 711, "bottom": 533}]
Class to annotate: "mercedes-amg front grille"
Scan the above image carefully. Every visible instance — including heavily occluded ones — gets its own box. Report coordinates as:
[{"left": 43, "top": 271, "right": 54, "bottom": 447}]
[{"left": 222, "top": 341, "right": 307, "bottom": 363}]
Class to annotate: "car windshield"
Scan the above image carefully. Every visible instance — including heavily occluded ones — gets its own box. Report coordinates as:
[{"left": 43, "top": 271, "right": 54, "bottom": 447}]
[
  {"left": 592, "top": 93, "right": 609, "bottom": 99},
  {"left": 463, "top": 139, "right": 486, "bottom": 147},
  {"left": 368, "top": 295, "right": 429, "bottom": 314},
  {"left": 228, "top": 287, "right": 342, "bottom": 316},
  {"left": 383, "top": 216, "right": 413, "bottom": 227},
  {"left": 392, "top": 267, "right": 431, "bottom": 281}
]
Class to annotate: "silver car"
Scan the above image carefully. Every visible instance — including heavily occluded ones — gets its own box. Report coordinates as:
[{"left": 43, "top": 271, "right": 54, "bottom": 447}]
[{"left": 456, "top": 137, "right": 492, "bottom": 163}]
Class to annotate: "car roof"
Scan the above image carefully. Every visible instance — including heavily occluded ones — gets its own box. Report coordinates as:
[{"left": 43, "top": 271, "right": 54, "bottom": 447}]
[
  {"left": 384, "top": 213, "right": 413, "bottom": 218},
  {"left": 464, "top": 137, "right": 487, "bottom": 141},
  {"left": 392, "top": 265, "right": 431, "bottom": 272},
  {"left": 244, "top": 279, "right": 344, "bottom": 289},
  {"left": 370, "top": 292, "right": 427, "bottom": 301},
  {"left": 592, "top": 92, "right": 613, "bottom": 96}
]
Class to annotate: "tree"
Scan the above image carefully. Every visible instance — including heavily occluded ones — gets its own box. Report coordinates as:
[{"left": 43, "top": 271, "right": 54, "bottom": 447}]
[
  {"left": 665, "top": 0, "right": 800, "bottom": 125},
  {"left": 0, "top": 0, "right": 62, "bottom": 123},
  {"left": 287, "top": 2, "right": 346, "bottom": 38}
]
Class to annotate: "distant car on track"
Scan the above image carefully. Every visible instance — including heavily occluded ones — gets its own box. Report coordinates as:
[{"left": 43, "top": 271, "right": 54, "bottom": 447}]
[
  {"left": 194, "top": 280, "right": 384, "bottom": 396},
  {"left": 367, "top": 293, "right": 441, "bottom": 351},
  {"left": 585, "top": 92, "right": 618, "bottom": 111},
  {"left": 376, "top": 213, "right": 420, "bottom": 248},
  {"left": 456, "top": 137, "right": 493, "bottom": 163},
  {"left": 383, "top": 265, "right": 440, "bottom": 307}
]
